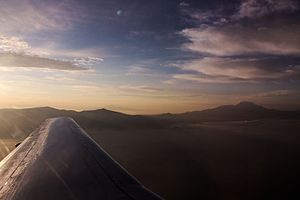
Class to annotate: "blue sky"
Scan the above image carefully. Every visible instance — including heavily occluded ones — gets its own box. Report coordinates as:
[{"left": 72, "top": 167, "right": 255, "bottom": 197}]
[{"left": 0, "top": 0, "right": 299, "bottom": 113}]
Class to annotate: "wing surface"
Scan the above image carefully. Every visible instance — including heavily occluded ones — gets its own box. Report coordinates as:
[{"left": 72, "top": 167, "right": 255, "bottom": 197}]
[{"left": 0, "top": 117, "right": 162, "bottom": 200}]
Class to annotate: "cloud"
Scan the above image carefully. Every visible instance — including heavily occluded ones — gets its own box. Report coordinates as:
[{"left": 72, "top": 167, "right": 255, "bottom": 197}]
[
  {"left": 189, "top": 10, "right": 217, "bottom": 23},
  {"left": 181, "top": 24, "right": 300, "bottom": 56},
  {"left": 179, "top": 2, "right": 189, "bottom": 7},
  {"left": 120, "top": 85, "right": 163, "bottom": 93},
  {"left": 252, "top": 90, "right": 299, "bottom": 98},
  {"left": 175, "top": 0, "right": 300, "bottom": 85},
  {"left": 0, "top": 34, "right": 103, "bottom": 71},
  {"left": 73, "top": 57, "right": 103, "bottom": 66},
  {"left": 179, "top": 4, "right": 230, "bottom": 26},
  {"left": 0, "top": 34, "right": 30, "bottom": 53},
  {"left": 126, "top": 66, "right": 151, "bottom": 76},
  {"left": 48, "top": 47, "right": 110, "bottom": 59},
  {"left": 179, "top": 0, "right": 300, "bottom": 56},
  {"left": 0, "top": 0, "right": 86, "bottom": 33},
  {"left": 0, "top": 53, "right": 87, "bottom": 71},
  {"left": 172, "top": 74, "right": 235, "bottom": 83},
  {"left": 235, "top": 0, "right": 299, "bottom": 19},
  {"left": 171, "top": 57, "right": 300, "bottom": 83},
  {"left": 125, "top": 59, "right": 164, "bottom": 76}
]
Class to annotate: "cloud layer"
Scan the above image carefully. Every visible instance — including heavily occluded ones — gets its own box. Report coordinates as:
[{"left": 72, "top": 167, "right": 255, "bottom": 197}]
[
  {"left": 173, "top": 57, "right": 300, "bottom": 83},
  {"left": 181, "top": 23, "right": 300, "bottom": 56},
  {"left": 174, "top": 0, "right": 300, "bottom": 84}
]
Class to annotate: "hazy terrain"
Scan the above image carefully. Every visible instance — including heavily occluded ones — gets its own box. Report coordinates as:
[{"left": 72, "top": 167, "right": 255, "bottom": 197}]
[{"left": 0, "top": 102, "right": 300, "bottom": 199}]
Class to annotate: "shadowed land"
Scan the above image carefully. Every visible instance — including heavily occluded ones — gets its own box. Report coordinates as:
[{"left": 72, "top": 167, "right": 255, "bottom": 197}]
[{"left": 0, "top": 102, "right": 300, "bottom": 199}]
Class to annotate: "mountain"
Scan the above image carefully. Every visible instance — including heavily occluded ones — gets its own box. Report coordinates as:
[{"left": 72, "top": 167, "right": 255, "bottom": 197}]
[
  {"left": 0, "top": 107, "right": 169, "bottom": 139},
  {"left": 156, "top": 101, "right": 300, "bottom": 123},
  {"left": 0, "top": 102, "right": 299, "bottom": 139}
]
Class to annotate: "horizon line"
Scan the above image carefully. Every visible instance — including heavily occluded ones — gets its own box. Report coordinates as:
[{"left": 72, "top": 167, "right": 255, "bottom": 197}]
[{"left": 0, "top": 102, "right": 299, "bottom": 115}]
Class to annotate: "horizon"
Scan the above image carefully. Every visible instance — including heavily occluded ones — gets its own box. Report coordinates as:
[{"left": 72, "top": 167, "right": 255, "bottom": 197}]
[
  {"left": 0, "top": 0, "right": 300, "bottom": 113},
  {"left": 0, "top": 101, "right": 299, "bottom": 115}
]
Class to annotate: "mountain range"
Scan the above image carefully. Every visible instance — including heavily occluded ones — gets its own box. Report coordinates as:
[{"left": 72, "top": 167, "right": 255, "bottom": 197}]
[
  {"left": 0, "top": 102, "right": 299, "bottom": 139},
  {"left": 156, "top": 101, "right": 300, "bottom": 123}
]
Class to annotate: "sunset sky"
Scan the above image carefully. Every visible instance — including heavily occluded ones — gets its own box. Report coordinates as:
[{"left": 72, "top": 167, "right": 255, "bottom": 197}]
[{"left": 0, "top": 0, "right": 300, "bottom": 114}]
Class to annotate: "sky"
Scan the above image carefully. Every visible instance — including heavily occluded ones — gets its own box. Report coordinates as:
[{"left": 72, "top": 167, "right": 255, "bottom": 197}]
[{"left": 0, "top": 0, "right": 300, "bottom": 114}]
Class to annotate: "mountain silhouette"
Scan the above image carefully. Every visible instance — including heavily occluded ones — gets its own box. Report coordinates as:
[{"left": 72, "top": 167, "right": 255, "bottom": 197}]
[
  {"left": 157, "top": 102, "right": 300, "bottom": 123},
  {"left": 0, "top": 106, "right": 168, "bottom": 139},
  {"left": 0, "top": 102, "right": 299, "bottom": 139}
]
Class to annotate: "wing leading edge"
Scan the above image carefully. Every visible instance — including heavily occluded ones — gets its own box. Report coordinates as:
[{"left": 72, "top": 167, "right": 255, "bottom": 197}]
[{"left": 0, "top": 117, "right": 162, "bottom": 200}]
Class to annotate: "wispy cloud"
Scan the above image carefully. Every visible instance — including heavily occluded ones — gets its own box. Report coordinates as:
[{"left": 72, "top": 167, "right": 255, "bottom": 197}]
[
  {"left": 0, "top": 0, "right": 86, "bottom": 33},
  {"left": 0, "top": 34, "right": 102, "bottom": 71},
  {"left": 125, "top": 59, "right": 164, "bottom": 77},
  {"left": 120, "top": 85, "right": 163, "bottom": 93},
  {"left": 0, "top": 53, "right": 87, "bottom": 71},
  {"left": 171, "top": 57, "right": 300, "bottom": 83},
  {"left": 0, "top": 34, "right": 30, "bottom": 53},
  {"left": 172, "top": 74, "right": 235, "bottom": 83},
  {"left": 73, "top": 57, "right": 103, "bottom": 66},
  {"left": 235, "top": 0, "right": 299, "bottom": 19},
  {"left": 46, "top": 47, "right": 110, "bottom": 59},
  {"left": 181, "top": 24, "right": 300, "bottom": 56},
  {"left": 179, "top": 2, "right": 190, "bottom": 7},
  {"left": 251, "top": 90, "right": 299, "bottom": 98}
]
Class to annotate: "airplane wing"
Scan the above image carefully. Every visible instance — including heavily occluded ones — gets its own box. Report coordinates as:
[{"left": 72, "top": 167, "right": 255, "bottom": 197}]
[{"left": 0, "top": 117, "right": 162, "bottom": 200}]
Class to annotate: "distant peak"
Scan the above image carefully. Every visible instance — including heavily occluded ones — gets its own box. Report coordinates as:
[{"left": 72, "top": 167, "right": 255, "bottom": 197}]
[
  {"left": 236, "top": 101, "right": 257, "bottom": 106},
  {"left": 235, "top": 102, "right": 265, "bottom": 109},
  {"left": 40, "top": 106, "right": 56, "bottom": 109},
  {"left": 84, "top": 108, "right": 127, "bottom": 115},
  {"left": 24, "top": 106, "right": 58, "bottom": 111},
  {"left": 89, "top": 108, "right": 113, "bottom": 113},
  {"left": 99, "top": 108, "right": 109, "bottom": 111}
]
